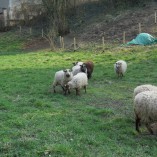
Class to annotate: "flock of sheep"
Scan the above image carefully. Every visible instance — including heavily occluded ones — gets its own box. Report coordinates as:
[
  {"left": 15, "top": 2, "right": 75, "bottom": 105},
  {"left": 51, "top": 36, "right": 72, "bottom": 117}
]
[
  {"left": 52, "top": 59, "right": 157, "bottom": 135},
  {"left": 52, "top": 61, "right": 94, "bottom": 96}
]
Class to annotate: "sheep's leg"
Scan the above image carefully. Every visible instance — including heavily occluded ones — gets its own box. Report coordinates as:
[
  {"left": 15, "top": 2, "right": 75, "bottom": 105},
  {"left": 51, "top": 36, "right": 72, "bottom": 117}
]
[
  {"left": 53, "top": 85, "right": 56, "bottom": 93},
  {"left": 145, "top": 123, "right": 153, "bottom": 135},
  {"left": 64, "top": 88, "right": 67, "bottom": 95},
  {"left": 135, "top": 115, "right": 141, "bottom": 133},
  {"left": 76, "top": 88, "right": 80, "bottom": 96},
  {"left": 68, "top": 89, "right": 71, "bottom": 94},
  {"left": 88, "top": 73, "right": 91, "bottom": 79},
  {"left": 84, "top": 86, "right": 86, "bottom": 93},
  {"left": 61, "top": 85, "right": 65, "bottom": 92}
]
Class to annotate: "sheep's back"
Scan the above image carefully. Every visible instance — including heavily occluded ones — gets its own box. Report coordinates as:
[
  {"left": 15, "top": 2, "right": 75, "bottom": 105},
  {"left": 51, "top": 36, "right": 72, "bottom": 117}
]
[
  {"left": 134, "top": 84, "right": 157, "bottom": 97},
  {"left": 54, "top": 70, "right": 64, "bottom": 84},
  {"left": 72, "top": 73, "right": 88, "bottom": 88}
]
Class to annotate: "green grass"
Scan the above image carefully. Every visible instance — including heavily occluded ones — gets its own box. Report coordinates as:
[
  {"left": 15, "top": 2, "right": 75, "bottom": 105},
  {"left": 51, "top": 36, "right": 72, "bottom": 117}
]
[{"left": 1, "top": 33, "right": 157, "bottom": 156}]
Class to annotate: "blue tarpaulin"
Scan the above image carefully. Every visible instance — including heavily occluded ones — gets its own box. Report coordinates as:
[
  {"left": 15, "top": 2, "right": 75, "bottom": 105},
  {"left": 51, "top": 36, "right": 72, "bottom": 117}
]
[{"left": 126, "top": 33, "right": 157, "bottom": 45}]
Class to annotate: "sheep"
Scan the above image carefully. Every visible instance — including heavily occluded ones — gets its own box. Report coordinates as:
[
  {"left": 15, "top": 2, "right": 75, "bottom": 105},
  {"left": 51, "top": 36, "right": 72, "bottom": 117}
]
[
  {"left": 72, "top": 65, "right": 81, "bottom": 76},
  {"left": 64, "top": 72, "right": 88, "bottom": 96},
  {"left": 134, "top": 91, "right": 157, "bottom": 134},
  {"left": 134, "top": 84, "right": 157, "bottom": 97},
  {"left": 53, "top": 69, "right": 73, "bottom": 94},
  {"left": 114, "top": 60, "right": 127, "bottom": 78},
  {"left": 80, "top": 61, "right": 94, "bottom": 79},
  {"left": 72, "top": 62, "right": 84, "bottom": 76}
]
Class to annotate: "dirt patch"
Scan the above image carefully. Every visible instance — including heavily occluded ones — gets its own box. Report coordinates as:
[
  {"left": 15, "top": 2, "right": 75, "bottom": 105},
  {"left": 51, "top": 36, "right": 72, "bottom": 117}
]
[{"left": 23, "top": 38, "right": 49, "bottom": 52}]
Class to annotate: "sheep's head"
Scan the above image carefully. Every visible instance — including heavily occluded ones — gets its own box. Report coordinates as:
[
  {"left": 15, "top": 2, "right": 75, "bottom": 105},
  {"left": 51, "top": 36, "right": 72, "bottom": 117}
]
[
  {"left": 80, "top": 63, "right": 87, "bottom": 73},
  {"left": 63, "top": 69, "right": 72, "bottom": 78},
  {"left": 115, "top": 62, "right": 122, "bottom": 70},
  {"left": 64, "top": 84, "right": 69, "bottom": 91},
  {"left": 65, "top": 82, "right": 72, "bottom": 90}
]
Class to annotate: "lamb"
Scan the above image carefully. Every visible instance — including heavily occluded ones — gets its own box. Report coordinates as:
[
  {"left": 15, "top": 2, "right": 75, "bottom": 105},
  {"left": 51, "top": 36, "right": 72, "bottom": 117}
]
[
  {"left": 114, "top": 60, "right": 127, "bottom": 78},
  {"left": 134, "top": 91, "right": 157, "bottom": 134},
  {"left": 80, "top": 61, "right": 94, "bottom": 79},
  {"left": 134, "top": 84, "right": 157, "bottom": 97},
  {"left": 53, "top": 69, "right": 73, "bottom": 93},
  {"left": 64, "top": 72, "right": 88, "bottom": 96}
]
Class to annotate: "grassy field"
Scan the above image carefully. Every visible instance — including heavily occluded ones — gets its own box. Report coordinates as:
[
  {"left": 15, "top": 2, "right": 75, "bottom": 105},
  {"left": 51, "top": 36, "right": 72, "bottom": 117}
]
[{"left": 1, "top": 33, "right": 157, "bottom": 156}]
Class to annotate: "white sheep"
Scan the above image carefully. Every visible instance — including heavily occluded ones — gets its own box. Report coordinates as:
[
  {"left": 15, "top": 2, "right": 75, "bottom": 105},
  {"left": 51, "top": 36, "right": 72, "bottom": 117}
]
[
  {"left": 134, "top": 90, "right": 157, "bottom": 134},
  {"left": 65, "top": 72, "right": 88, "bottom": 95},
  {"left": 53, "top": 69, "right": 73, "bottom": 93},
  {"left": 72, "top": 61, "right": 84, "bottom": 76},
  {"left": 134, "top": 84, "right": 157, "bottom": 97},
  {"left": 114, "top": 60, "right": 127, "bottom": 77}
]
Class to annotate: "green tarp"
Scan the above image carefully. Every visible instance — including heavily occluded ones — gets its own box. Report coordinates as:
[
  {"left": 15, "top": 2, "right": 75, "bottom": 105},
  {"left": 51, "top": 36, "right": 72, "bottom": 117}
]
[{"left": 126, "top": 33, "right": 157, "bottom": 45}]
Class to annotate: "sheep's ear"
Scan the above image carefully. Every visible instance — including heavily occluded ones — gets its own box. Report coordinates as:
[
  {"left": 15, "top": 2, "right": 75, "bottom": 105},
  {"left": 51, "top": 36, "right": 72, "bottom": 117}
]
[
  {"left": 63, "top": 70, "right": 67, "bottom": 72},
  {"left": 72, "top": 62, "right": 78, "bottom": 66}
]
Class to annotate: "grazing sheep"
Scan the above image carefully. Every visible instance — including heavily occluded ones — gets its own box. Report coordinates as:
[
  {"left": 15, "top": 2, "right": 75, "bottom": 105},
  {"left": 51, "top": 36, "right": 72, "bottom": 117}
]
[
  {"left": 65, "top": 72, "right": 88, "bottom": 96},
  {"left": 114, "top": 60, "right": 127, "bottom": 78},
  {"left": 80, "top": 61, "right": 94, "bottom": 79},
  {"left": 72, "top": 62, "right": 84, "bottom": 76},
  {"left": 53, "top": 69, "right": 73, "bottom": 93},
  {"left": 134, "top": 91, "right": 157, "bottom": 134},
  {"left": 134, "top": 84, "right": 157, "bottom": 97}
]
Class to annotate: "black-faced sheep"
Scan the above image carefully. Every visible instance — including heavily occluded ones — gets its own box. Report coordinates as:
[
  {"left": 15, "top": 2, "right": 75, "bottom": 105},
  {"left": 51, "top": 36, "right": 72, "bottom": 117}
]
[
  {"left": 114, "top": 60, "right": 127, "bottom": 78},
  {"left": 134, "top": 91, "right": 157, "bottom": 134},
  {"left": 80, "top": 61, "right": 94, "bottom": 79},
  {"left": 64, "top": 72, "right": 88, "bottom": 96},
  {"left": 53, "top": 69, "right": 73, "bottom": 93}
]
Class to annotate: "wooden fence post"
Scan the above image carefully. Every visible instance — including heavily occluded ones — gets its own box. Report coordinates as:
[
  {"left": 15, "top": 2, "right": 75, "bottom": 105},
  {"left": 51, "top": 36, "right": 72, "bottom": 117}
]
[
  {"left": 123, "top": 31, "right": 126, "bottom": 44},
  {"left": 19, "top": 26, "right": 22, "bottom": 33},
  {"left": 30, "top": 27, "right": 32, "bottom": 35},
  {"left": 74, "top": 37, "right": 76, "bottom": 51},
  {"left": 61, "top": 37, "right": 64, "bottom": 49},
  {"left": 60, "top": 36, "right": 62, "bottom": 48},
  {"left": 102, "top": 36, "right": 105, "bottom": 50},
  {"left": 138, "top": 23, "right": 141, "bottom": 34},
  {"left": 42, "top": 29, "right": 44, "bottom": 38}
]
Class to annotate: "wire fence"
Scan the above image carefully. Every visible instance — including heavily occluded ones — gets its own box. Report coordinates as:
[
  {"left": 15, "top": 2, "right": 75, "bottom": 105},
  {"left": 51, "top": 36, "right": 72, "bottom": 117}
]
[{"left": 3, "top": 9, "right": 157, "bottom": 52}]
